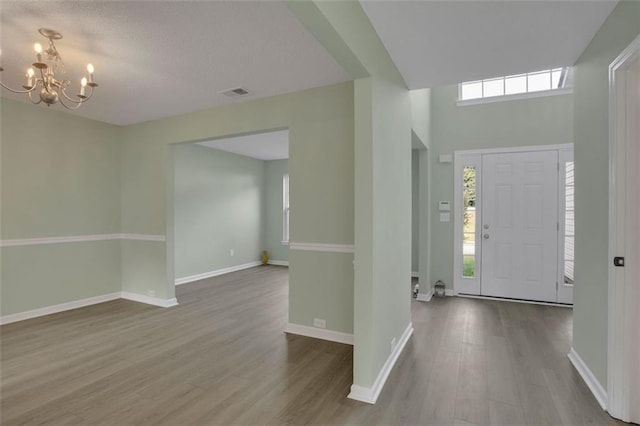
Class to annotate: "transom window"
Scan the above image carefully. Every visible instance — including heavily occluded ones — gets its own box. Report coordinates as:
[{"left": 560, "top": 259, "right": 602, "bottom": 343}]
[{"left": 459, "top": 68, "right": 571, "bottom": 102}]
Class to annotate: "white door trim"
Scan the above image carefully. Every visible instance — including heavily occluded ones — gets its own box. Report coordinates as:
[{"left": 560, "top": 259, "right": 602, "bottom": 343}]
[
  {"left": 453, "top": 143, "right": 573, "bottom": 300},
  {"left": 607, "top": 34, "right": 640, "bottom": 423},
  {"left": 454, "top": 143, "right": 573, "bottom": 156}
]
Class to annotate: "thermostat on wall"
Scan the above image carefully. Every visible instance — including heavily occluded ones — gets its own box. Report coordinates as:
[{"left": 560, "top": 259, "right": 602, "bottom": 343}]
[{"left": 438, "top": 201, "right": 451, "bottom": 211}]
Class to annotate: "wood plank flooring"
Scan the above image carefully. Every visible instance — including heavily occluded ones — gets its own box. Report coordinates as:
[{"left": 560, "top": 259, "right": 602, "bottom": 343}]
[{"left": 1, "top": 266, "right": 622, "bottom": 425}]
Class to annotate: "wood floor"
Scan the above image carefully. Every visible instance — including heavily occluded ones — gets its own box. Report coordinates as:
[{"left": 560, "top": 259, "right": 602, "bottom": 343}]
[{"left": 1, "top": 266, "right": 621, "bottom": 425}]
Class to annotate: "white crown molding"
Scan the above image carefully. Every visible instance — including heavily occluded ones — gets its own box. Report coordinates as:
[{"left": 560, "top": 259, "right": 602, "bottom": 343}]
[
  {"left": 568, "top": 348, "right": 607, "bottom": 410},
  {"left": 284, "top": 323, "right": 354, "bottom": 345},
  {"left": 267, "top": 260, "right": 289, "bottom": 266},
  {"left": 0, "top": 292, "right": 122, "bottom": 325},
  {"left": 288, "top": 242, "right": 355, "bottom": 253},
  {"left": 120, "top": 292, "right": 178, "bottom": 308},
  {"left": 175, "top": 261, "right": 262, "bottom": 285},
  {"left": 0, "top": 233, "right": 166, "bottom": 247},
  {"left": 348, "top": 322, "right": 413, "bottom": 404}
]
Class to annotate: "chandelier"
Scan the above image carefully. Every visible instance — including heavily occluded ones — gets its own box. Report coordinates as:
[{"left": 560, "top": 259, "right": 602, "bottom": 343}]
[{"left": 0, "top": 28, "right": 98, "bottom": 110}]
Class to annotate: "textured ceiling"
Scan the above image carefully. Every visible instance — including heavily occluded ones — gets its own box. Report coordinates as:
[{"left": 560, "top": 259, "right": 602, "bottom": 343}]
[
  {"left": 198, "top": 129, "right": 289, "bottom": 161},
  {"left": 0, "top": 1, "right": 349, "bottom": 125},
  {"left": 361, "top": 0, "right": 618, "bottom": 89}
]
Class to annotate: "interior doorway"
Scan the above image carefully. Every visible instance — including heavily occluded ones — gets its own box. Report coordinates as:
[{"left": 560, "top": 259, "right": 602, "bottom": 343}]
[
  {"left": 168, "top": 129, "right": 290, "bottom": 288},
  {"left": 454, "top": 144, "right": 574, "bottom": 304}
]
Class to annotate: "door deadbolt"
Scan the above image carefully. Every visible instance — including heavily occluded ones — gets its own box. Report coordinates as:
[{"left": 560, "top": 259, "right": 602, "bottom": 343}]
[{"left": 483, "top": 234, "right": 490, "bottom": 239}]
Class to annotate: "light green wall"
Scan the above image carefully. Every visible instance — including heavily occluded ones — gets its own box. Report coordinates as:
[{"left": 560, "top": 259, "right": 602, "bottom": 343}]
[
  {"left": 288, "top": 0, "right": 413, "bottom": 390},
  {"left": 430, "top": 85, "right": 574, "bottom": 290},
  {"left": 411, "top": 89, "right": 432, "bottom": 149},
  {"left": 1, "top": 99, "right": 122, "bottom": 238},
  {"left": 174, "top": 144, "right": 265, "bottom": 279},
  {"left": 412, "top": 150, "right": 419, "bottom": 273},
  {"left": 121, "top": 81, "right": 354, "bottom": 331},
  {"left": 0, "top": 98, "right": 122, "bottom": 315},
  {"left": 368, "top": 77, "right": 412, "bottom": 387},
  {"left": 572, "top": 0, "right": 640, "bottom": 387},
  {"left": 411, "top": 88, "right": 432, "bottom": 295},
  {"left": 265, "top": 159, "right": 289, "bottom": 262}
]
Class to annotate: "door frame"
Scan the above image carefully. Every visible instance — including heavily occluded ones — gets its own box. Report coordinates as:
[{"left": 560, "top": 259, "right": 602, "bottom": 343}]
[
  {"left": 607, "top": 34, "right": 640, "bottom": 423},
  {"left": 453, "top": 143, "right": 573, "bottom": 300}
]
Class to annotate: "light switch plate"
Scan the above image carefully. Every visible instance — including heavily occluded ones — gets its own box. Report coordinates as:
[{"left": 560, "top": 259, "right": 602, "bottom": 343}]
[{"left": 440, "top": 212, "right": 450, "bottom": 222}]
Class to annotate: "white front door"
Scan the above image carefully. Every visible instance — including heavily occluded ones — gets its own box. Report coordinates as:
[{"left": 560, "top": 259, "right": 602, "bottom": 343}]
[{"left": 480, "top": 150, "right": 559, "bottom": 302}]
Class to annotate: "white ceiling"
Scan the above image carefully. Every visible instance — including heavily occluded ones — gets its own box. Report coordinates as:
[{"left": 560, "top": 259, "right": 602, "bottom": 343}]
[
  {"left": 360, "top": 0, "right": 618, "bottom": 89},
  {"left": 0, "top": 1, "right": 349, "bottom": 126},
  {"left": 198, "top": 129, "right": 289, "bottom": 161}
]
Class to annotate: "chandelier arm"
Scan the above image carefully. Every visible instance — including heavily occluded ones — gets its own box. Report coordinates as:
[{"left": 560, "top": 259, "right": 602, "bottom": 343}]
[
  {"left": 27, "top": 90, "right": 42, "bottom": 105},
  {"left": 60, "top": 85, "right": 93, "bottom": 104},
  {"left": 0, "top": 81, "right": 38, "bottom": 94},
  {"left": 58, "top": 96, "right": 84, "bottom": 110}
]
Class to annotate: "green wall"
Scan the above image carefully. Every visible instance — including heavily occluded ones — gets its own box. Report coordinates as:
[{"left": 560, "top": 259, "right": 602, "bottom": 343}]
[
  {"left": 288, "top": 0, "right": 413, "bottom": 391},
  {"left": 265, "top": 159, "right": 289, "bottom": 263},
  {"left": 174, "top": 144, "right": 266, "bottom": 279},
  {"left": 412, "top": 150, "right": 419, "bottom": 272},
  {"left": 430, "top": 85, "right": 574, "bottom": 290},
  {"left": 121, "top": 81, "right": 355, "bottom": 332},
  {"left": 572, "top": 0, "right": 640, "bottom": 387},
  {"left": 0, "top": 98, "right": 122, "bottom": 315}
]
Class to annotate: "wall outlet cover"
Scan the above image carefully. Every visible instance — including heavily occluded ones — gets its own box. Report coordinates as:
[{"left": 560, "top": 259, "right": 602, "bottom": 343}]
[{"left": 313, "top": 318, "right": 326, "bottom": 329}]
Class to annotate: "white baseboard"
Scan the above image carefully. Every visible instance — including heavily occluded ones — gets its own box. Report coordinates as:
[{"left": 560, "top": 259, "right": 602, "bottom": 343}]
[
  {"left": 411, "top": 271, "right": 419, "bottom": 278},
  {"left": 568, "top": 348, "right": 607, "bottom": 410},
  {"left": 348, "top": 322, "right": 413, "bottom": 404},
  {"left": 267, "top": 260, "right": 289, "bottom": 266},
  {"left": 0, "top": 292, "right": 121, "bottom": 325},
  {"left": 284, "top": 323, "right": 354, "bottom": 345},
  {"left": 120, "top": 292, "right": 179, "bottom": 308},
  {"left": 175, "top": 261, "right": 262, "bottom": 285},
  {"left": 417, "top": 289, "right": 433, "bottom": 302},
  {"left": 458, "top": 293, "right": 572, "bottom": 307},
  {"left": 1, "top": 291, "right": 178, "bottom": 325}
]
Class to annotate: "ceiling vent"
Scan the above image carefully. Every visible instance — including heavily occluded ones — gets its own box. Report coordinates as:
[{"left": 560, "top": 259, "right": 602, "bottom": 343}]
[{"left": 220, "top": 87, "right": 251, "bottom": 98}]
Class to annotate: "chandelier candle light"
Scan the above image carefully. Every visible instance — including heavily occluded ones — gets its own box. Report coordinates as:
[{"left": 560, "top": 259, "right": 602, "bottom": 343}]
[{"left": 0, "top": 28, "right": 98, "bottom": 110}]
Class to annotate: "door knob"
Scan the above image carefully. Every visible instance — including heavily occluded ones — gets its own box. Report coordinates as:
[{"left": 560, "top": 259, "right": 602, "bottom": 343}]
[{"left": 483, "top": 234, "right": 490, "bottom": 239}]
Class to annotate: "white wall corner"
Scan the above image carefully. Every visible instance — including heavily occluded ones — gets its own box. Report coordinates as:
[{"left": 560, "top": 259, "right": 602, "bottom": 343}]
[
  {"left": 120, "top": 292, "right": 179, "bottom": 308},
  {"left": 0, "top": 292, "right": 122, "bottom": 325},
  {"left": 267, "top": 260, "right": 289, "bottom": 267},
  {"left": 568, "top": 347, "right": 607, "bottom": 411},
  {"left": 417, "top": 288, "right": 433, "bottom": 302},
  {"left": 175, "top": 261, "right": 262, "bottom": 285},
  {"left": 348, "top": 322, "right": 414, "bottom": 404},
  {"left": 284, "top": 323, "right": 354, "bottom": 345}
]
